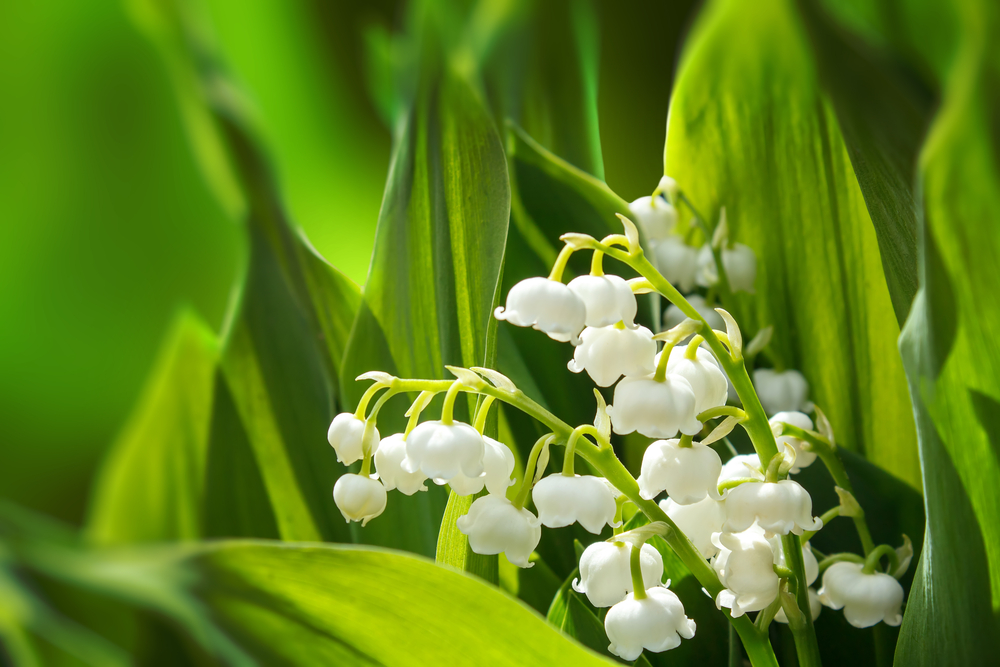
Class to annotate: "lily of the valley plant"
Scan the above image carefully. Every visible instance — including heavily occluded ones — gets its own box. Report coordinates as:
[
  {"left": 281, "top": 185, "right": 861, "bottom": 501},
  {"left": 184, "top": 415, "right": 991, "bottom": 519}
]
[{"left": 327, "top": 177, "right": 912, "bottom": 665}]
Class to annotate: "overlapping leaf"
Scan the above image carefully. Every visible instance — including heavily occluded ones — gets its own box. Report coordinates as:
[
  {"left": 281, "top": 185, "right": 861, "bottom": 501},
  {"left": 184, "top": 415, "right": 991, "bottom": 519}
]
[
  {"left": 894, "top": 8, "right": 1000, "bottom": 661},
  {"left": 663, "top": 0, "right": 920, "bottom": 488}
]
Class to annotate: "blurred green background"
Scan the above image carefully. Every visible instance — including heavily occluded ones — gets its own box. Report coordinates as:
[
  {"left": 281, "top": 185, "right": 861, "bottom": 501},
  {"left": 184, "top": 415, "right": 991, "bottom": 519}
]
[{"left": 0, "top": 0, "right": 697, "bottom": 524}]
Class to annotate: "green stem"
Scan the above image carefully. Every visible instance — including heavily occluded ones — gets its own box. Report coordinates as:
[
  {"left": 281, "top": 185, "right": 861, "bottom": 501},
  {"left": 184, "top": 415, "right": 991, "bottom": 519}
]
[
  {"left": 802, "top": 507, "right": 842, "bottom": 542},
  {"left": 439, "top": 381, "right": 463, "bottom": 425},
  {"left": 778, "top": 423, "right": 876, "bottom": 555},
  {"left": 863, "top": 545, "right": 899, "bottom": 575},
  {"left": 718, "top": 477, "right": 760, "bottom": 493},
  {"left": 755, "top": 592, "right": 783, "bottom": 634},
  {"left": 685, "top": 335, "right": 704, "bottom": 358},
  {"left": 630, "top": 540, "right": 647, "bottom": 600},
  {"left": 613, "top": 496, "right": 627, "bottom": 535},
  {"left": 473, "top": 396, "right": 497, "bottom": 434},
  {"left": 590, "top": 250, "right": 605, "bottom": 276},
  {"left": 512, "top": 434, "right": 554, "bottom": 509},
  {"left": 548, "top": 245, "right": 575, "bottom": 281},
  {"left": 698, "top": 406, "right": 747, "bottom": 421},
  {"left": 818, "top": 552, "right": 866, "bottom": 573},
  {"left": 678, "top": 192, "right": 732, "bottom": 298},
  {"left": 678, "top": 434, "right": 694, "bottom": 448},
  {"left": 562, "top": 427, "right": 586, "bottom": 476},
  {"left": 353, "top": 383, "right": 386, "bottom": 420},
  {"left": 781, "top": 533, "right": 823, "bottom": 666}
]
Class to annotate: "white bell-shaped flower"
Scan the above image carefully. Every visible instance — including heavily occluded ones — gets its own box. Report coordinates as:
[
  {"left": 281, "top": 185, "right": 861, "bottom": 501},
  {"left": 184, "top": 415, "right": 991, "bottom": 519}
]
[
  {"left": 332, "top": 473, "right": 387, "bottom": 527},
  {"left": 532, "top": 474, "right": 619, "bottom": 534},
  {"left": 723, "top": 480, "right": 823, "bottom": 536},
  {"left": 662, "top": 344, "right": 728, "bottom": 415},
  {"left": 327, "top": 413, "right": 380, "bottom": 466},
  {"left": 753, "top": 369, "right": 810, "bottom": 415},
  {"left": 718, "top": 454, "right": 765, "bottom": 484},
  {"left": 659, "top": 496, "right": 726, "bottom": 558},
  {"left": 447, "top": 436, "right": 516, "bottom": 497},
  {"left": 494, "top": 277, "right": 587, "bottom": 345},
  {"left": 567, "top": 274, "right": 638, "bottom": 329},
  {"left": 696, "top": 243, "right": 757, "bottom": 294},
  {"left": 373, "top": 433, "right": 427, "bottom": 495},
  {"left": 402, "top": 420, "right": 485, "bottom": 483},
  {"left": 568, "top": 325, "right": 656, "bottom": 387},
  {"left": 712, "top": 527, "right": 780, "bottom": 617},
  {"left": 608, "top": 375, "right": 701, "bottom": 439},
  {"left": 652, "top": 235, "right": 698, "bottom": 293},
  {"left": 605, "top": 586, "right": 696, "bottom": 660},
  {"left": 818, "top": 562, "right": 904, "bottom": 628},
  {"left": 456, "top": 494, "right": 541, "bottom": 568},
  {"left": 573, "top": 541, "right": 664, "bottom": 607},
  {"left": 664, "top": 294, "right": 725, "bottom": 332},
  {"left": 775, "top": 588, "right": 822, "bottom": 624},
  {"left": 628, "top": 196, "right": 677, "bottom": 243},
  {"left": 769, "top": 411, "right": 817, "bottom": 473},
  {"left": 638, "top": 439, "right": 723, "bottom": 504}
]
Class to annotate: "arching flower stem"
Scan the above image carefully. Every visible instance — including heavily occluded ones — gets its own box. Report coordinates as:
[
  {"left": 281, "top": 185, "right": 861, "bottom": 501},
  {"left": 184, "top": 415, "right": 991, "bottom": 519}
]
[
  {"left": 775, "top": 423, "right": 876, "bottom": 556},
  {"left": 590, "top": 250, "right": 605, "bottom": 276},
  {"left": 473, "top": 395, "right": 497, "bottom": 434},
  {"left": 685, "top": 335, "right": 705, "bottom": 359},
  {"left": 818, "top": 552, "right": 866, "bottom": 574},
  {"left": 439, "top": 380, "right": 465, "bottom": 425},
  {"left": 547, "top": 245, "right": 575, "bottom": 281},
  {"left": 863, "top": 544, "right": 900, "bottom": 575},
  {"left": 630, "top": 539, "right": 648, "bottom": 600},
  {"left": 512, "top": 433, "right": 555, "bottom": 509}
]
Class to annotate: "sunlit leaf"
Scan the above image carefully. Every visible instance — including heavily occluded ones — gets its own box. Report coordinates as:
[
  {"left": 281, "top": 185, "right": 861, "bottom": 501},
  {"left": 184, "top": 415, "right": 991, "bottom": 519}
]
[{"left": 664, "top": 0, "right": 920, "bottom": 487}]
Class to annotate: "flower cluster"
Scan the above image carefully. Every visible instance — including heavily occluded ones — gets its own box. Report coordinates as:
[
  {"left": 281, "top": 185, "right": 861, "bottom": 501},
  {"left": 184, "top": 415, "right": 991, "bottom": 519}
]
[{"left": 325, "top": 178, "right": 912, "bottom": 660}]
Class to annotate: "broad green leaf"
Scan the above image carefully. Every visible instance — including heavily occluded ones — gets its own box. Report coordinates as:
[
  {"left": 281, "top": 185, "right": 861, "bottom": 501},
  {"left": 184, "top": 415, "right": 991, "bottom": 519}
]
[
  {"left": 122, "top": 0, "right": 365, "bottom": 545},
  {"left": 796, "top": 0, "right": 932, "bottom": 324},
  {"left": 561, "top": 592, "right": 613, "bottom": 658},
  {"left": 340, "top": 20, "right": 511, "bottom": 557},
  {"left": 664, "top": 0, "right": 921, "bottom": 488},
  {"left": 86, "top": 312, "right": 218, "bottom": 545},
  {"left": 486, "top": 0, "right": 604, "bottom": 178},
  {"left": 15, "top": 539, "right": 616, "bottom": 666},
  {"left": 894, "top": 14, "right": 1000, "bottom": 662}
]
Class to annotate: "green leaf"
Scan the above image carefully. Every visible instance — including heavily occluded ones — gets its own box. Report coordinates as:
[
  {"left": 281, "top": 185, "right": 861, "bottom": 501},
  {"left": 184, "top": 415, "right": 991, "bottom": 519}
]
[
  {"left": 86, "top": 312, "right": 218, "bottom": 545},
  {"left": 340, "top": 37, "right": 511, "bottom": 557},
  {"left": 664, "top": 0, "right": 921, "bottom": 488},
  {"left": 17, "top": 539, "right": 616, "bottom": 666},
  {"left": 894, "top": 16, "right": 1000, "bottom": 662},
  {"left": 561, "top": 592, "right": 613, "bottom": 658},
  {"left": 796, "top": 0, "right": 931, "bottom": 325}
]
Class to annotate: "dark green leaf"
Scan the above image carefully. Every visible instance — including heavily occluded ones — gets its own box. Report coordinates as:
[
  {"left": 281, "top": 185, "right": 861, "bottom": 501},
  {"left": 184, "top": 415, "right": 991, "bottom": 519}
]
[
  {"left": 894, "top": 19, "right": 1000, "bottom": 661},
  {"left": 664, "top": 0, "right": 921, "bottom": 487}
]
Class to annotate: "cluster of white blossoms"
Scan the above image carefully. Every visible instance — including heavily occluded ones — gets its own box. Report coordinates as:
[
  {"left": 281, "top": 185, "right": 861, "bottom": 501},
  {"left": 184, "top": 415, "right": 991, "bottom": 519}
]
[{"left": 326, "top": 177, "right": 912, "bottom": 660}]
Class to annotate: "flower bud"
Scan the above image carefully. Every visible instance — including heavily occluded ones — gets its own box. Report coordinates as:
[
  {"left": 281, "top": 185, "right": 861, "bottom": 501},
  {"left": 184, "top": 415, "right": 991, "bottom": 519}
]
[
  {"left": 696, "top": 243, "right": 757, "bottom": 294},
  {"left": 769, "top": 411, "right": 817, "bottom": 473},
  {"left": 638, "top": 439, "right": 723, "bottom": 504},
  {"left": 572, "top": 541, "right": 664, "bottom": 607},
  {"left": 373, "top": 433, "right": 427, "bottom": 495},
  {"left": 533, "top": 474, "right": 619, "bottom": 534},
  {"left": 327, "top": 413, "right": 380, "bottom": 466},
  {"left": 753, "top": 369, "right": 810, "bottom": 415},
  {"left": 446, "top": 436, "right": 516, "bottom": 497},
  {"left": 818, "top": 562, "right": 904, "bottom": 628},
  {"left": 663, "top": 344, "right": 728, "bottom": 415},
  {"left": 494, "top": 277, "right": 587, "bottom": 345},
  {"left": 605, "top": 586, "right": 696, "bottom": 660},
  {"left": 608, "top": 375, "right": 701, "bottom": 439},
  {"left": 775, "top": 588, "right": 822, "bottom": 624},
  {"left": 718, "top": 454, "right": 765, "bottom": 484},
  {"left": 664, "top": 294, "right": 725, "bottom": 332},
  {"left": 659, "top": 496, "right": 726, "bottom": 558},
  {"left": 723, "top": 480, "right": 823, "bottom": 536},
  {"left": 652, "top": 236, "right": 698, "bottom": 293},
  {"left": 332, "top": 473, "right": 387, "bottom": 526},
  {"left": 568, "top": 325, "right": 656, "bottom": 387},
  {"left": 628, "top": 196, "right": 677, "bottom": 243},
  {"left": 402, "top": 421, "right": 485, "bottom": 483},
  {"left": 712, "top": 528, "right": 780, "bottom": 617},
  {"left": 567, "top": 274, "right": 638, "bottom": 329},
  {"left": 456, "top": 494, "right": 541, "bottom": 568}
]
